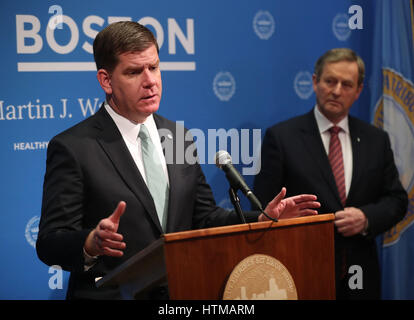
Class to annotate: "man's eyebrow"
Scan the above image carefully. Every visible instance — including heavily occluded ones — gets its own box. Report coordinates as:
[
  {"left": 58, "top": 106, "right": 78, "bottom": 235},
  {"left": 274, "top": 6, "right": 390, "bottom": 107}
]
[{"left": 126, "top": 58, "right": 160, "bottom": 68}]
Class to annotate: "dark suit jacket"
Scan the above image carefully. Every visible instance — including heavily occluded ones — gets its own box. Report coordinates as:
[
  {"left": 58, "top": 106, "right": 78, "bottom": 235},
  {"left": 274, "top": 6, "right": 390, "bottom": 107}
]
[
  {"left": 37, "top": 106, "right": 258, "bottom": 299},
  {"left": 253, "top": 109, "right": 407, "bottom": 299}
]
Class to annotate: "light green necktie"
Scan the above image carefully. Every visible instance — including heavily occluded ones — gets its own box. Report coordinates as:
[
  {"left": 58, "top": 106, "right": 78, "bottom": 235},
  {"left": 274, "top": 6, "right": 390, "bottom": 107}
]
[{"left": 139, "top": 124, "right": 169, "bottom": 232}]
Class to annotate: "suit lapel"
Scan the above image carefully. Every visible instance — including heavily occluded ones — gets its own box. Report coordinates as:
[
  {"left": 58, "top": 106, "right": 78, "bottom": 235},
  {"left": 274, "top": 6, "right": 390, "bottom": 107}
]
[
  {"left": 346, "top": 116, "right": 364, "bottom": 204},
  {"left": 93, "top": 106, "right": 163, "bottom": 233},
  {"left": 300, "top": 111, "right": 343, "bottom": 206}
]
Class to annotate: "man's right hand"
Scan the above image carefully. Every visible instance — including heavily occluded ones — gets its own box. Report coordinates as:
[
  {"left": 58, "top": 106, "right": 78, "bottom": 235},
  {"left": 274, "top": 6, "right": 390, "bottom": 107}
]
[
  {"left": 260, "top": 188, "right": 320, "bottom": 221},
  {"left": 84, "top": 201, "right": 127, "bottom": 257}
]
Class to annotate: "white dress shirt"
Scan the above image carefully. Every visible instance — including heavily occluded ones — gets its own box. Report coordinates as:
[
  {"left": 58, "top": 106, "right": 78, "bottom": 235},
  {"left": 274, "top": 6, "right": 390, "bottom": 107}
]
[
  {"left": 314, "top": 106, "right": 353, "bottom": 196},
  {"left": 104, "top": 102, "right": 169, "bottom": 185}
]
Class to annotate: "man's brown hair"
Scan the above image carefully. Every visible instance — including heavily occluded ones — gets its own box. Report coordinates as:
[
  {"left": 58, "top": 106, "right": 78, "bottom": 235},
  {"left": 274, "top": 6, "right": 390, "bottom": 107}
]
[
  {"left": 93, "top": 21, "right": 159, "bottom": 72},
  {"left": 314, "top": 48, "right": 365, "bottom": 86}
]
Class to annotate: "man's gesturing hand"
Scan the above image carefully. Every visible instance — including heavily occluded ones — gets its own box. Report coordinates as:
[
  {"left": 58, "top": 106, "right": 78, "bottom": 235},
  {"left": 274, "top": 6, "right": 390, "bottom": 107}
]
[
  {"left": 84, "top": 201, "right": 127, "bottom": 257},
  {"left": 260, "top": 187, "right": 320, "bottom": 221}
]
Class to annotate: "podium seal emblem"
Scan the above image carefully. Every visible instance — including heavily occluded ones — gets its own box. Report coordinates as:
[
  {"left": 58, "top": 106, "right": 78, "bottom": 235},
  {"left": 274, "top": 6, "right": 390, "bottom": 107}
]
[{"left": 223, "top": 254, "right": 297, "bottom": 300}]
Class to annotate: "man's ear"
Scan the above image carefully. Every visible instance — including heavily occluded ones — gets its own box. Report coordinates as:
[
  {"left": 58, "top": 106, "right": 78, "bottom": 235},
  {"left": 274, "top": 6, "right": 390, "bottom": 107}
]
[
  {"left": 355, "top": 83, "right": 364, "bottom": 100},
  {"left": 97, "top": 69, "right": 112, "bottom": 95},
  {"left": 312, "top": 73, "right": 318, "bottom": 92}
]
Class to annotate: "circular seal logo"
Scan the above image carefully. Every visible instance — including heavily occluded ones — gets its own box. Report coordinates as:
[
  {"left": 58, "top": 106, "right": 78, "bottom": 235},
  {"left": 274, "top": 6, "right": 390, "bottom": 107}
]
[
  {"left": 223, "top": 254, "right": 298, "bottom": 300},
  {"left": 253, "top": 10, "right": 275, "bottom": 40},
  {"left": 373, "top": 69, "right": 414, "bottom": 246},
  {"left": 294, "top": 71, "right": 313, "bottom": 100},
  {"left": 332, "top": 13, "right": 351, "bottom": 41},
  {"left": 382, "top": 98, "right": 414, "bottom": 193},
  {"left": 213, "top": 71, "right": 236, "bottom": 102},
  {"left": 25, "top": 215, "right": 40, "bottom": 248}
]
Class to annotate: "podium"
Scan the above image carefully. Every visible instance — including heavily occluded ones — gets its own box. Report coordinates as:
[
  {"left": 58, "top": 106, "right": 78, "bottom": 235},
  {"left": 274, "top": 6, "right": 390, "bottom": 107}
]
[{"left": 96, "top": 214, "right": 335, "bottom": 300}]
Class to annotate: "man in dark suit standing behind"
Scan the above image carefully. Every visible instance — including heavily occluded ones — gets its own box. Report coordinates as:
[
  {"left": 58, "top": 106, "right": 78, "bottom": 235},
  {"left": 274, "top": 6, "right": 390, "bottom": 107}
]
[
  {"left": 36, "top": 21, "right": 321, "bottom": 299},
  {"left": 253, "top": 48, "right": 408, "bottom": 299}
]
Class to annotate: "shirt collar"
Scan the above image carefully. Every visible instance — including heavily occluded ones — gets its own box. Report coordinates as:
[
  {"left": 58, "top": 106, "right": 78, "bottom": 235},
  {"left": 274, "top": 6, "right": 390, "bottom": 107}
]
[
  {"left": 313, "top": 105, "right": 349, "bottom": 134},
  {"left": 104, "top": 101, "right": 157, "bottom": 143}
]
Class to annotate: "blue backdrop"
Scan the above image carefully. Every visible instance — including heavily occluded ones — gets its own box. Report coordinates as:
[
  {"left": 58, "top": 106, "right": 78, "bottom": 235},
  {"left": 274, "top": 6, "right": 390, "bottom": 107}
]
[{"left": 0, "top": 0, "right": 380, "bottom": 299}]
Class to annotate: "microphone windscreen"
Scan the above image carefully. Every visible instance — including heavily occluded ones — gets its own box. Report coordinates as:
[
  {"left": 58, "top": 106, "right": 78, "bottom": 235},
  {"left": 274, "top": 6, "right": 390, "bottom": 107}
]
[{"left": 215, "top": 150, "right": 232, "bottom": 168}]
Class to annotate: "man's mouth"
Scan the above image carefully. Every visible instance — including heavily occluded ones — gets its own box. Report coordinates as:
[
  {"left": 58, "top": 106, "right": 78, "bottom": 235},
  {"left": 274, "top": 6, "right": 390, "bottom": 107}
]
[
  {"left": 142, "top": 94, "right": 156, "bottom": 100},
  {"left": 327, "top": 100, "right": 341, "bottom": 106}
]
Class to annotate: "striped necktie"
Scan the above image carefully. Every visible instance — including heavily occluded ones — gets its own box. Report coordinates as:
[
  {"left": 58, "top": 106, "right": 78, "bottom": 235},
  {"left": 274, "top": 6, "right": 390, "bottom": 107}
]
[
  {"left": 139, "top": 124, "right": 169, "bottom": 231},
  {"left": 328, "top": 126, "right": 346, "bottom": 207}
]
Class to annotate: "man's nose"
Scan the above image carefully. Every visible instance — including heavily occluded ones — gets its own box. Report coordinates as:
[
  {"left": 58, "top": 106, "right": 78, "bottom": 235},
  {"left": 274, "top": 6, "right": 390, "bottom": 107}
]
[
  {"left": 332, "top": 82, "right": 342, "bottom": 96},
  {"left": 142, "top": 68, "right": 156, "bottom": 87}
]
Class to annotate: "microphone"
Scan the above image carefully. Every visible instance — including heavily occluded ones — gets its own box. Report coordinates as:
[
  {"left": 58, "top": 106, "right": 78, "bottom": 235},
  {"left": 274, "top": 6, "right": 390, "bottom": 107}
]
[{"left": 215, "top": 150, "right": 264, "bottom": 212}]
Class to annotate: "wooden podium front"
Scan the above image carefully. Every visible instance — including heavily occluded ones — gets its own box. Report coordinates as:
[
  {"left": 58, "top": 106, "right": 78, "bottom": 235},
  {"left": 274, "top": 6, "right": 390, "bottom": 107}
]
[{"left": 97, "top": 214, "right": 335, "bottom": 300}]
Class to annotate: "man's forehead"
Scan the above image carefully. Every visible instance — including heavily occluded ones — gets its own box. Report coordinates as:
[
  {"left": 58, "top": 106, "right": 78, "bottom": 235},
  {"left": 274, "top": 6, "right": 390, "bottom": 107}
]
[
  {"left": 322, "top": 61, "right": 359, "bottom": 79},
  {"left": 323, "top": 60, "right": 358, "bottom": 71},
  {"left": 118, "top": 47, "right": 159, "bottom": 64}
]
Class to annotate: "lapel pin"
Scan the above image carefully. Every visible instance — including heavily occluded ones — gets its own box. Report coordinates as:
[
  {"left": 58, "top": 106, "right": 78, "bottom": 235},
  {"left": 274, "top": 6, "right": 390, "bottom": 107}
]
[{"left": 357, "top": 137, "right": 360, "bottom": 142}]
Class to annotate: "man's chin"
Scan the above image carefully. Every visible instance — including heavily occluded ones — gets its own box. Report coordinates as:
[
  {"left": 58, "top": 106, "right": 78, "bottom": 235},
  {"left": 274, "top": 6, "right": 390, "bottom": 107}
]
[
  {"left": 325, "top": 104, "right": 346, "bottom": 116},
  {"left": 148, "top": 104, "right": 160, "bottom": 114},
  {"left": 139, "top": 100, "right": 160, "bottom": 112}
]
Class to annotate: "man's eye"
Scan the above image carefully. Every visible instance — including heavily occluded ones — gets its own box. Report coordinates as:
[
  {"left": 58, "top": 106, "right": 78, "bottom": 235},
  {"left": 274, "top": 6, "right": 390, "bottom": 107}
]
[{"left": 127, "top": 69, "right": 142, "bottom": 75}]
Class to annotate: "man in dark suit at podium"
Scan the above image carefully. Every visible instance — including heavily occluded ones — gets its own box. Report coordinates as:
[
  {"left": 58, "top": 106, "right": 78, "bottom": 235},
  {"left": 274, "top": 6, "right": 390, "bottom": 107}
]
[
  {"left": 36, "top": 21, "right": 320, "bottom": 299},
  {"left": 253, "top": 48, "right": 408, "bottom": 299}
]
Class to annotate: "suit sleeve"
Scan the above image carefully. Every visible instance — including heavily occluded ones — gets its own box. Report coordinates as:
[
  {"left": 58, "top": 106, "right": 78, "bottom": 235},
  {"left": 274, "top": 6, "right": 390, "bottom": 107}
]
[
  {"left": 360, "top": 131, "right": 408, "bottom": 238},
  {"left": 36, "top": 136, "right": 91, "bottom": 272}
]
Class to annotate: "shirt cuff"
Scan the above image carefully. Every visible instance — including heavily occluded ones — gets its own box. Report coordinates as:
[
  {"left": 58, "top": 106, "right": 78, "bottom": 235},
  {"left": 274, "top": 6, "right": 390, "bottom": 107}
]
[
  {"left": 83, "top": 247, "right": 98, "bottom": 271},
  {"left": 361, "top": 219, "right": 369, "bottom": 236}
]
